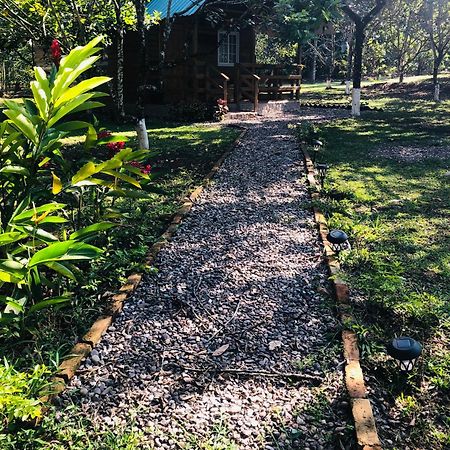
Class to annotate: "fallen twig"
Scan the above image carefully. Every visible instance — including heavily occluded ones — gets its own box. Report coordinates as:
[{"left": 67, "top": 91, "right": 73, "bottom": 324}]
[{"left": 174, "top": 364, "right": 322, "bottom": 382}]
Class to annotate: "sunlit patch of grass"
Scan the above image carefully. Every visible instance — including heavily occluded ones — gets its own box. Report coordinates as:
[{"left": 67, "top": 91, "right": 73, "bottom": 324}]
[
  {"left": 298, "top": 81, "right": 449, "bottom": 448},
  {"left": 173, "top": 419, "right": 238, "bottom": 450}
]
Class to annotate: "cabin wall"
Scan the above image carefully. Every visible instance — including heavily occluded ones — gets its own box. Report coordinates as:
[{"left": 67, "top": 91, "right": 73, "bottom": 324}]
[{"left": 119, "top": 14, "right": 256, "bottom": 105}]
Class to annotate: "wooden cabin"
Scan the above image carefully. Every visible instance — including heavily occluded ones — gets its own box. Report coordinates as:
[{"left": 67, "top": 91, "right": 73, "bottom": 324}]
[{"left": 121, "top": 0, "right": 302, "bottom": 111}]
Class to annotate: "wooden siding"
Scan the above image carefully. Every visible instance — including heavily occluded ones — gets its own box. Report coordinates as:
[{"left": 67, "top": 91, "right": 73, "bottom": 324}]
[{"left": 120, "top": 14, "right": 256, "bottom": 104}]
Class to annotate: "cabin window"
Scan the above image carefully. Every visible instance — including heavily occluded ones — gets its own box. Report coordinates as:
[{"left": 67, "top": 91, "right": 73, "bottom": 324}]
[{"left": 218, "top": 31, "right": 240, "bottom": 67}]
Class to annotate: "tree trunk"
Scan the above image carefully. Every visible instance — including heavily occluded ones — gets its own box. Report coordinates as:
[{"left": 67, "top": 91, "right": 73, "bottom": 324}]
[
  {"left": 353, "top": 24, "right": 364, "bottom": 89},
  {"left": 346, "top": 37, "right": 353, "bottom": 95},
  {"left": 432, "top": 61, "right": 438, "bottom": 85},
  {"left": 113, "top": 2, "right": 125, "bottom": 122},
  {"left": 134, "top": 0, "right": 149, "bottom": 148},
  {"left": 311, "top": 38, "right": 317, "bottom": 82},
  {"left": 352, "top": 24, "right": 364, "bottom": 116},
  {"left": 326, "top": 34, "right": 335, "bottom": 89},
  {"left": 399, "top": 70, "right": 404, "bottom": 83}
]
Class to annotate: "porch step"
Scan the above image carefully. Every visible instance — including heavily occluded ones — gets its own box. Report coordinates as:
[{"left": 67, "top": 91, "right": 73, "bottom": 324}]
[{"left": 225, "top": 111, "right": 259, "bottom": 121}]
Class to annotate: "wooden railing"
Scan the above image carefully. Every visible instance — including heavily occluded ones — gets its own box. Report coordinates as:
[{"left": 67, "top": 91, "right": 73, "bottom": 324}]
[
  {"left": 235, "top": 64, "right": 260, "bottom": 111},
  {"left": 194, "top": 61, "right": 230, "bottom": 104},
  {"left": 191, "top": 62, "right": 302, "bottom": 111},
  {"left": 239, "top": 64, "right": 302, "bottom": 101}
]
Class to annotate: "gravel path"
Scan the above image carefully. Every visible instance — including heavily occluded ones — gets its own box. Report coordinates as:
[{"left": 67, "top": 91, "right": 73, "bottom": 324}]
[{"left": 62, "top": 110, "right": 354, "bottom": 449}]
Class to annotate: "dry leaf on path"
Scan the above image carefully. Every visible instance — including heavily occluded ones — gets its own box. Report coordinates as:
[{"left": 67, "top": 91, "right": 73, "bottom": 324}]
[{"left": 212, "top": 343, "right": 230, "bottom": 357}]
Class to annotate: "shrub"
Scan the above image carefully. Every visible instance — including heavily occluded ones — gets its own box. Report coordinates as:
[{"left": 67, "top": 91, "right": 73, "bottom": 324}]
[
  {"left": 0, "top": 36, "right": 152, "bottom": 337},
  {"left": 0, "top": 360, "right": 50, "bottom": 429},
  {"left": 169, "top": 101, "right": 215, "bottom": 122}
]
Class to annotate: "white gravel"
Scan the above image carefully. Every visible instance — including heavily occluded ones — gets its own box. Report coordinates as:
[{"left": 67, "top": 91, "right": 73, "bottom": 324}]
[{"left": 61, "top": 110, "right": 355, "bottom": 449}]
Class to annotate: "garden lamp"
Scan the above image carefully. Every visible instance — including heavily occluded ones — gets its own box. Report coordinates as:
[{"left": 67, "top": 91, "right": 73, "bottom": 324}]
[
  {"left": 311, "top": 140, "right": 323, "bottom": 163},
  {"left": 326, "top": 229, "right": 351, "bottom": 253},
  {"left": 387, "top": 337, "right": 422, "bottom": 372},
  {"left": 316, "top": 163, "right": 329, "bottom": 189}
]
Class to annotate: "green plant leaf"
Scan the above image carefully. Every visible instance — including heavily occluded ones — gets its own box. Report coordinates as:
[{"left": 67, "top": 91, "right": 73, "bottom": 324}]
[
  {"left": 22, "top": 226, "right": 59, "bottom": 243},
  {"left": 0, "top": 232, "right": 26, "bottom": 247},
  {"left": 70, "top": 222, "right": 116, "bottom": 241},
  {"left": 103, "top": 170, "right": 141, "bottom": 188},
  {"left": 48, "top": 93, "right": 95, "bottom": 128},
  {"left": 54, "top": 121, "right": 90, "bottom": 132},
  {"left": 45, "top": 262, "right": 77, "bottom": 281},
  {"left": 0, "top": 166, "right": 30, "bottom": 176},
  {"left": 71, "top": 161, "right": 97, "bottom": 184},
  {"left": 12, "top": 203, "right": 66, "bottom": 223},
  {"left": 70, "top": 101, "right": 105, "bottom": 114},
  {"left": 3, "top": 110, "right": 39, "bottom": 145},
  {"left": 29, "top": 241, "right": 102, "bottom": 267},
  {"left": 0, "top": 269, "right": 24, "bottom": 284},
  {"left": 31, "top": 80, "right": 49, "bottom": 120},
  {"left": 28, "top": 296, "right": 71, "bottom": 313},
  {"left": 54, "top": 77, "right": 111, "bottom": 108},
  {"left": 84, "top": 124, "right": 97, "bottom": 150}
]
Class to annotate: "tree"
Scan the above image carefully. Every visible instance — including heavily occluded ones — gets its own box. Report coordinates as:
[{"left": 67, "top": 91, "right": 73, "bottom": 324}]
[
  {"left": 272, "top": 0, "right": 340, "bottom": 78},
  {"left": 341, "top": 0, "right": 387, "bottom": 116},
  {"left": 383, "top": 0, "right": 428, "bottom": 83},
  {"left": 421, "top": 0, "right": 450, "bottom": 101},
  {"left": 0, "top": 0, "right": 143, "bottom": 118}
]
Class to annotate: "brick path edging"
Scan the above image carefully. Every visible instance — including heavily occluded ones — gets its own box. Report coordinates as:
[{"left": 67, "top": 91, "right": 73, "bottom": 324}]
[
  {"left": 42, "top": 127, "right": 248, "bottom": 402},
  {"left": 301, "top": 146, "right": 383, "bottom": 450}
]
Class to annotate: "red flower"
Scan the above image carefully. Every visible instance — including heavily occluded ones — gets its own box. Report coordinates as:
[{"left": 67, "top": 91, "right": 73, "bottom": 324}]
[
  {"left": 106, "top": 141, "right": 125, "bottom": 153},
  {"left": 98, "top": 130, "right": 112, "bottom": 140},
  {"left": 217, "top": 98, "right": 227, "bottom": 106},
  {"left": 141, "top": 164, "right": 152, "bottom": 175},
  {"left": 130, "top": 161, "right": 142, "bottom": 168},
  {"left": 50, "top": 39, "right": 62, "bottom": 67}
]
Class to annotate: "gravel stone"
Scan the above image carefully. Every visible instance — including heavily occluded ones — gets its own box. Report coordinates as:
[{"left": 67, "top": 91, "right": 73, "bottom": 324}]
[{"left": 61, "top": 110, "right": 354, "bottom": 449}]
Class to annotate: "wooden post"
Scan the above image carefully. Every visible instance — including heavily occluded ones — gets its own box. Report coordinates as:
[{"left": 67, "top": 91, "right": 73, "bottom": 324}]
[
  {"left": 193, "top": 16, "right": 199, "bottom": 101},
  {"left": 223, "top": 78, "right": 228, "bottom": 104},
  {"left": 235, "top": 64, "right": 242, "bottom": 110},
  {"left": 253, "top": 76, "right": 259, "bottom": 112},
  {"left": 205, "top": 64, "right": 210, "bottom": 102}
]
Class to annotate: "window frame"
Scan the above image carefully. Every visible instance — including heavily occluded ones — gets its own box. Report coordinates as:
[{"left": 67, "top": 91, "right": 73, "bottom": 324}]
[{"left": 217, "top": 31, "right": 240, "bottom": 67}]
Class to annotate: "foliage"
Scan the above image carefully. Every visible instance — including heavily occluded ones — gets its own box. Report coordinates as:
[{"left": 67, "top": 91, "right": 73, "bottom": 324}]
[
  {"left": 0, "top": 360, "right": 50, "bottom": 429},
  {"left": 273, "top": 0, "right": 340, "bottom": 44},
  {"left": 0, "top": 36, "right": 151, "bottom": 337},
  {"left": 294, "top": 121, "right": 322, "bottom": 144},
  {"left": 169, "top": 101, "right": 215, "bottom": 123},
  {"left": 297, "top": 79, "right": 449, "bottom": 448},
  {"left": 0, "top": 404, "right": 147, "bottom": 449}
]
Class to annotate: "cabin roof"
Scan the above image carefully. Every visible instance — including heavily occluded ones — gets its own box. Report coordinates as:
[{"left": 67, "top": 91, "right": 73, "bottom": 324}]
[{"left": 147, "top": 0, "right": 206, "bottom": 19}]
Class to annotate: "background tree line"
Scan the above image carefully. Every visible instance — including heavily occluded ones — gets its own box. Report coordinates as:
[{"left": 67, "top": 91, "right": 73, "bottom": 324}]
[{"left": 1, "top": 0, "right": 449, "bottom": 109}]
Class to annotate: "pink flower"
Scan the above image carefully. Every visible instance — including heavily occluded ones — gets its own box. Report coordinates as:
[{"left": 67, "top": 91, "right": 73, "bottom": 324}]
[
  {"left": 141, "top": 164, "right": 152, "bottom": 175},
  {"left": 217, "top": 98, "right": 227, "bottom": 106},
  {"left": 50, "top": 39, "right": 62, "bottom": 67}
]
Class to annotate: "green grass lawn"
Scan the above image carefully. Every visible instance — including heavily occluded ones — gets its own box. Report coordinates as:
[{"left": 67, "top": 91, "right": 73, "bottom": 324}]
[{"left": 300, "top": 79, "right": 449, "bottom": 449}]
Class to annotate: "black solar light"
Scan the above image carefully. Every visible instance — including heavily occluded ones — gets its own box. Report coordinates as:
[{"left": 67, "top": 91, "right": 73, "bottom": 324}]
[
  {"left": 311, "top": 139, "right": 323, "bottom": 163},
  {"left": 387, "top": 337, "right": 423, "bottom": 372},
  {"left": 326, "top": 229, "right": 351, "bottom": 253},
  {"left": 316, "top": 163, "right": 328, "bottom": 189}
]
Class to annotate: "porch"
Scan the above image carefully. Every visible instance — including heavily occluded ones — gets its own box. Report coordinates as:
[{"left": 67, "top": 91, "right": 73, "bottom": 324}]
[{"left": 193, "top": 62, "right": 302, "bottom": 111}]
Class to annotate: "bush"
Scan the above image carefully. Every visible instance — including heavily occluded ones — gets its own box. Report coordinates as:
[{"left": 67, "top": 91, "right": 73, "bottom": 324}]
[
  {"left": 0, "top": 361, "right": 50, "bottom": 429},
  {"left": 0, "top": 36, "right": 152, "bottom": 338},
  {"left": 169, "top": 101, "right": 215, "bottom": 122}
]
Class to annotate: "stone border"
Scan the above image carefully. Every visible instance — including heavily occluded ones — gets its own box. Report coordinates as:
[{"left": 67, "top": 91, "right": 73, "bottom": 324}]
[
  {"left": 301, "top": 146, "right": 382, "bottom": 450},
  {"left": 42, "top": 126, "right": 248, "bottom": 402},
  {"left": 301, "top": 101, "right": 383, "bottom": 112}
]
